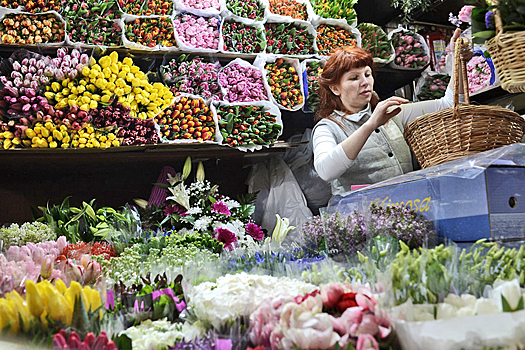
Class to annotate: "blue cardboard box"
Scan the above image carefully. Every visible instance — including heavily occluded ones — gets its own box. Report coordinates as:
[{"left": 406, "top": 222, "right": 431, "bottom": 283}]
[{"left": 327, "top": 144, "right": 525, "bottom": 243}]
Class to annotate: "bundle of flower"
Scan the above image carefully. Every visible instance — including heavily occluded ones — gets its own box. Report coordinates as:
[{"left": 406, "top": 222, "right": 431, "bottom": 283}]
[
  {"left": 249, "top": 283, "right": 393, "bottom": 349},
  {"left": 0, "top": 13, "right": 65, "bottom": 44},
  {"left": 309, "top": 0, "right": 357, "bottom": 24},
  {"left": 19, "top": 0, "right": 61, "bottom": 13},
  {"left": 467, "top": 54, "right": 493, "bottom": 94},
  {"left": 61, "top": 0, "right": 121, "bottom": 20},
  {"left": 390, "top": 31, "right": 429, "bottom": 69},
  {"left": 67, "top": 18, "right": 122, "bottom": 46},
  {"left": 266, "top": 58, "right": 303, "bottom": 109},
  {"left": 226, "top": 0, "right": 265, "bottom": 21},
  {"left": 316, "top": 23, "right": 357, "bottom": 56},
  {"left": 186, "top": 272, "right": 317, "bottom": 329},
  {"left": 173, "top": 14, "right": 220, "bottom": 50},
  {"left": 222, "top": 19, "right": 266, "bottom": 54},
  {"left": 125, "top": 17, "right": 176, "bottom": 48},
  {"left": 417, "top": 73, "right": 450, "bottom": 101},
  {"left": 0, "top": 279, "right": 102, "bottom": 336},
  {"left": 0, "top": 222, "right": 56, "bottom": 249},
  {"left": 53, "top": 330, "right": 117, "bottom": 350},
  {"left": 216, "top": 103, "right": 282, "bottom": 147},
  {"left": 358, "top": 23, "right": 394, "bottom": 64},
  {"left": 218, "top": 62, "right": 268, "bottom": 103},
  {"left": 304, "top": 60, "right": 323, "bottom": 112},
  {"left": 155, "top": 96, "right": 216, "bottom": 142},
  {"left": 119, "top": 0, "right": 173, "bottom": 15},
  {"left": 265, "top": 22, "right": 316, "bottom": 55},
  {"left": 179, "top": 0, "right": 220, "bottom": 11},
  {"left": 268, "top": 0, "right": 308, "bottom": 20},
  {"left": 161, "top": 55, "right": 222, "bottom": 99},
  {"left": 303, "top": 205, "right": 434, "bottom": 256}
]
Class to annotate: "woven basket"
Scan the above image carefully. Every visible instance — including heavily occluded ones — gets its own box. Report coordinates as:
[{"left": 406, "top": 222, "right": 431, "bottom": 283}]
[
  {"left": 404, "top": 37, "right": 525, "bottom": 169},
  {"left": 486, "top": 7, "right": 525, "bottom": 93}
]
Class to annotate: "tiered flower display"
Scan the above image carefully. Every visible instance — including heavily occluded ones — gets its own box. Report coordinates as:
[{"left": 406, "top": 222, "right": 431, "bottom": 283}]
[
  {"left": 316, "top": 24, "right": 357, "bottom": 56},
  {"left": 125, "top": 17, "right": 177, "bottom": 48},
  {"left": 173, "top": 14, "right": 220, "bottom": 50},
  {"left": 265, "top": 22, "right": 316, "bottom": 55}
]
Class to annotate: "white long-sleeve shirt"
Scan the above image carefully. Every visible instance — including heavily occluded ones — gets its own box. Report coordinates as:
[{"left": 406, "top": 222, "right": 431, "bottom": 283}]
[{"left": 313, "top": 87, "right": 462, "bottom": 193}]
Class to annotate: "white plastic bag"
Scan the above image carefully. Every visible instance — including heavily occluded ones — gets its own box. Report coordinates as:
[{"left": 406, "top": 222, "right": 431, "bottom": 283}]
[
  {"left": 388, "top": 27, "right": 430, "bottom": 71},
  {"left": 357, "top": 22, "right": 394, "bottom": 66},
  {"left": 247, "top": 157, "right": 313, "bottom": 233},
  {"left": 218, "top": 57, "right": 272, "bottom": 103},
  {"left": 282, "top": 129, "right": 332, "bottom": 215},
  {"left": 172, "top": 12, "right": 222, "bottom": 53},
  {"left": 263, "top": 54, "right": 305, "bottom": 111},
  {"left": 312, "top": 17, "right": 361, "bottom": 58},
  {"left": 219, "top": 14, "right": 267, "bottom": 55},
  {"left": 261, "top": 0, "right": 315, "bottom": 22},
  {"left": 214, "top": 100, "right": 282, "bottom": 152},
  {"left": 264, "top": 17, "right": 317, "bottom": 58},
  {"left": 121, "top": 16, "right": 179, "bottom": 51}
]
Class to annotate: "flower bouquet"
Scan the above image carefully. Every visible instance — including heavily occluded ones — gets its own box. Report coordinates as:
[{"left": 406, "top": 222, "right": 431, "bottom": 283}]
[
  {"left": 67, "top": 18, "right": 123, "bottom": 46},
  {"left": 221, "top": 18, "right": 266, "bottom": 54},
  {"left": 118, "top": 0, "right": 174, "bottom": 15},
  {"left": 358, "top": 23, "right": 395, "bottom": 66},
  {"left": 173, "top": 13, "right": 221, "bottom": 51},
  {"left": 215, "top": 101, "right": 282, "bottom": 149},
  {"left": 264, "top": 20, "right": 316, "bottom": 56},
  {"left": 0, "top": 12, "right": 65, "bottom": 45},
  {"left": 61, "top": 0, "right": 121, "bottom": 20},
  {"left": 301, "top": 59, "right": 324, "bottom": 113},
  {"left": 175, "top": 0, "right": 221, "bottom": 15},
  {"left": 224, "top": 0, "right": 266, "bottom": 22},
  {"left": 415, "top": 72, "right": 450, "bottom": 101},
  {"left": 315, "top": 20, "right": 360, "bottom": 57},
  {"left": 155, "top": 94, "right": 216, "bottom": 142},
  {"left": 18, "top": 0, "right": 61, "bottom": 13},
  {"left": 160, "top": 54, "right": 222, "bottom": 100},
  {"left": 309, "top": 0, "right": 357, "bottom": 25},
  {"left": 264, "top": 57, "right": 305, "bottom": 111},
  {"left": 218, "top": 58, "right": 269, "bottom": 103},
  {"left": 466, "top": 51, "right": 496, "bottom": 94},
  {"left": 263, "top": 0, "right": 313, "bottom": 21},
  {"left": 124, "top": 16, "right": 177, "bottom": 49},
  {"left": 389, "top": 28, "right": 430, "bottom": 70}
]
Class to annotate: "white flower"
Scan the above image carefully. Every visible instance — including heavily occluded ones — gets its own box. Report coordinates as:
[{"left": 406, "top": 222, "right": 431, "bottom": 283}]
[
  {"left": 490, "top": 279, "right": 523, "bottom": 311},
  {"left": 224, "top": 199, "right": 240, "bottom": 209},
  {"left": 187, "top": 207, "right": 203, "bottom": 215},
  {"left": 194, "top": 217, "right": 212, "bottom": 232},
  {"left": 121, "top": 318, "right": 185, "bottom": 350},
  {"left": 436, "top": 303, "right": 457, "bottom": 320}
]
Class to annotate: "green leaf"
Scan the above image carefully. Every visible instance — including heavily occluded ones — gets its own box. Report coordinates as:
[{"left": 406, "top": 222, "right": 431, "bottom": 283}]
[
  {"left": 196, "top": 161, "right": 205, "bottom": 182},
  {"left": 238, "top": 204, "right": 255, "bottom": 218},
  {"left": 208, "top": 196, "right": 217, "bottom": 204},
  {"left": 182, "top": 156, "right": 192, "bottom": 180},
  {"left": 59, "top": 196, "right": 71, "bottom": 211},
  {"left": 72, "top": 294, "right": 90, "bottom": 333},
  {"left": 502, "top": 294, "right": 513, "bottom": 312},
  {"left": 114, "top": 334, "right": 133, "bottom": 350},
  {"left": 518, "top": 295, "right": 524, "bottom": 311}
]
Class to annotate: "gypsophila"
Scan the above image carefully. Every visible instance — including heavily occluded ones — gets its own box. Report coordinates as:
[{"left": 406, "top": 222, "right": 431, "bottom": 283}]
[{"left": 0, "top": 222, "right": 56, "bottom": 249}]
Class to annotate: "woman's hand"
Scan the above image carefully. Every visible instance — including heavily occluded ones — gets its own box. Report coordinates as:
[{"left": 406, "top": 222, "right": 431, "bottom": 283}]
[
  {"left": 367, "top": 96, "right": 409, "bottom": 129},
  {"left": 450, "top": 28, "right": 474, "bottom": 62}
]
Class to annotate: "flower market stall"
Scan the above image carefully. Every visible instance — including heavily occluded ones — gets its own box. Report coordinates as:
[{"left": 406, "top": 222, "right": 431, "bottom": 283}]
[{"left": 1, "top": 0, "right": 525, "bottom": 349}]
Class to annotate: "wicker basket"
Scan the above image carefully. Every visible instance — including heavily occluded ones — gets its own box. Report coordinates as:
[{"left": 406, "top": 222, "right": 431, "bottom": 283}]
[
  {"left": 486, "top": 7, "right": 525, "bottom": 93},
  {"left": 404, "top": 37, "right": 525, "bottom": 169}
]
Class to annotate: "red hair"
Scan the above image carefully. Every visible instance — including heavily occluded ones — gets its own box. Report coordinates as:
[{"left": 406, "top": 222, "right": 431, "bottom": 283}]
[{"left": 315, "top": 46, "right": 379, "bottom": 123}]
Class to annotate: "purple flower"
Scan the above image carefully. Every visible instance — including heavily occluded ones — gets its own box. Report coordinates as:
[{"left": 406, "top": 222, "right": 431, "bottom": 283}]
[
  {"left": 164, "top": 204, "right": 186, "bottom": 216},
  {"left": 246, "top": 223, "right": 264, "bottom": 241},
  {"left": 212, "top": 201, "right": 231, "bottom": 217},
  {"left": 215, "top": 228, "right": 237, "bottom": 250},
  {"left": 485, "top": 11, "right": 494, "bottom": 29}
]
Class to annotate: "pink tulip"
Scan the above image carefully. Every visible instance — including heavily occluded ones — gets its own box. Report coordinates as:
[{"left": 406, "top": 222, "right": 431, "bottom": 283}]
[
  {"left": 356, "top": 334, "right": 379, "bottom": 350},
  {"left": 322, "top": 283, "right": 345, "bottom": 309}
]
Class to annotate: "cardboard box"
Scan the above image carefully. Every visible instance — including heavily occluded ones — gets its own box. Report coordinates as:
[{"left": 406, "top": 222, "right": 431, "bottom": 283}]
[{"left": 328, "top": 144, "right": 525, "bottom": 243}]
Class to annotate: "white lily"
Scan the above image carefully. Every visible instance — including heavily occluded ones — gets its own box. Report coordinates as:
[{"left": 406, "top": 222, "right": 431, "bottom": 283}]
[
  {"left": 166, "top": 173, "right": 191, "bottom": 210},
  {"left": 271, "top": 214, "right": 295, "bottom": 246}
]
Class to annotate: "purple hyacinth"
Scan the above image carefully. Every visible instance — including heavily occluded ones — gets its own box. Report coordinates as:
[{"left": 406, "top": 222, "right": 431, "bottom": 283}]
[{"left": 485, "top": 11, "right": 494, "bottom": 29}]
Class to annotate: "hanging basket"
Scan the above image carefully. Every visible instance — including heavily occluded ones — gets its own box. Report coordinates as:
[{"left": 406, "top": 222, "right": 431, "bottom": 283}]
[
  {"left": 404, "top": 37, "right": 525, "bottom": 169},
  {"left": 486, "top": 7, "right": 525, "bottom": 93}
]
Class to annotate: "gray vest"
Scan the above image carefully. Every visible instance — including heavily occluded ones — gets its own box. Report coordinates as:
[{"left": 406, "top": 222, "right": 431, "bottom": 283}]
[{"left": 313, "top": 108, "right": 413, "bottom": 196}]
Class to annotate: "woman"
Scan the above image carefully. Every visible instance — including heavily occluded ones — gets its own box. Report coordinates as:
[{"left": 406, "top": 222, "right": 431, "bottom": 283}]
[{"left": 313, "top": 29, "right": 469, "bottom": 196}]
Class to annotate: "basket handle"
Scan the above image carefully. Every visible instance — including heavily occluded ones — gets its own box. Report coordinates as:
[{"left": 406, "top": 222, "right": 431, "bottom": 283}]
[{"left": 453, "top": 36, "right": 470, "bottom": 110}]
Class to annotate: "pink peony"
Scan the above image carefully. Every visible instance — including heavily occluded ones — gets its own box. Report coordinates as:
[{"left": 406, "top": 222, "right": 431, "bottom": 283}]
[{"left": 356, "top": 334, "right": 379, "bottom": 350}]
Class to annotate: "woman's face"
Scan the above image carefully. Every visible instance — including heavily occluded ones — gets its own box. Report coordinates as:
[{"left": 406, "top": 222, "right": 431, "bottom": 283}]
[{"left": 330, "top": 66, "right": 374, "bottom": 113}]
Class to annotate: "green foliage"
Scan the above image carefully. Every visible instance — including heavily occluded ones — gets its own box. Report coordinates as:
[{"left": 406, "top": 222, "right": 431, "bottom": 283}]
[{"left": 391, "top": 0, "right": 433, "bottom": 23}]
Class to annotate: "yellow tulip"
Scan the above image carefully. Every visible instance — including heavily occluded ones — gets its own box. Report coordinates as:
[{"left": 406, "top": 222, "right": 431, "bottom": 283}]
[
  {"left": 46, "top": 288, "right": 72, "bottom": 325},
  {"left": 0, "top": 299, "right": 19, "bottom": 334},
  {"left": 26, "top": 280, "right": 45, "bottom": 318},
  {"left": 5, "top": 291, "right": 32, "bottom": 331}
]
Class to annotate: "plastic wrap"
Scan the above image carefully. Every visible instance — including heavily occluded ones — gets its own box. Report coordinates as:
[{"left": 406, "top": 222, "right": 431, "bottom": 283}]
[
  {"left": 218, "top": 57, "right": 271, "bottom": 103},
  {"left": 264, "top": 18, "right": 317, "bottom": 58},
  {"left": 219, "top": 15, "right": 266, "bottom": 55},
  {"left": 221, "top": 0, "right": 266, "bottom": 24},
  {"left": 263, "top": 55, "right": 305, "bottom": 111},
  {"left": 117, "top": 0, "right": 175, "bottom": 17},
  {"left": 312, "top": 17, "right": 361, "bottom": 57},
  {"left": 261, "top": 0, "right": 315, "bottom": 22},
  {"left": 155, "top": 92, "right": 219, "bottom": 144},
  {"left": 413, "top": 69, "right": 450, "bottom": 102},
  {"left": 358, "top": 22, "right": 394, "bottom": 66},
  {"left": 300, "top": 58, "right": 325, "bottom": 114},
  {"left": 0, "top": 10, "right": 66, "bottom": 46},
  {"left": 388, "top": 27, "right": 430, "bottom": 71},
  {"left": 214, "top": 99, "right": 282, "bottom": 152},
  {"left": 172, "top": 12, "right": 222, "bottom": 53},
  {"left": 174, "top": 0, "right": 222, "bottom": 16},
  {"left": 121, "top": 16, "right": 178, "bottom": 51}
]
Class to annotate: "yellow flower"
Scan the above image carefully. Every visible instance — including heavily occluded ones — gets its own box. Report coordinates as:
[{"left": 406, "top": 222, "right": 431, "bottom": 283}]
[
  {"left": 83, "top": 286, "right": 103, "bottom": 319},
  {"left": 5, "top": 291, "right": 32, "bottom": 331},
  {"left": 0, "top": 299, "right": 19, "bottom": 334},
  {"left": 55, "top": 279, "right": 67, "bottom": 294},
  {"left": 45, "top": 286, "right": 72, "bottom": 325},
  {"left": 25, "top": 280, "right": 45, "bottom": 318}
]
